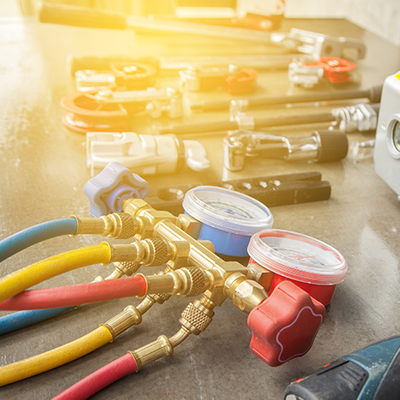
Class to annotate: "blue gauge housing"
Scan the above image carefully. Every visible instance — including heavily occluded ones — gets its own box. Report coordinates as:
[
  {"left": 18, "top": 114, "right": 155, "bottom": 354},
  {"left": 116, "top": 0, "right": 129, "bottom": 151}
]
[{"left": 182, "top": 186, "right": 274, "bottom": 257}]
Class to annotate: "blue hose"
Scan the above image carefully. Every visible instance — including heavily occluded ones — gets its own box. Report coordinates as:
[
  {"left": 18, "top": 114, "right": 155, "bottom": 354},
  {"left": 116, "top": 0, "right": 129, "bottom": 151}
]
[
  {"left": 0, "top": 218, "right": 78, "bottom": 262},
  {"left": 0, "top": 307, "right": 74, "bottom": 335}
]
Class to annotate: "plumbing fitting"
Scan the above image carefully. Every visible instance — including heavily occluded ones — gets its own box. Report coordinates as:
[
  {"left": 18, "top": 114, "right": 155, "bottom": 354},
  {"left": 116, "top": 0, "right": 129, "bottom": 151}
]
[
  {"left": 72, "top": 212, "right": 139, "bottom": 239},
  {"left": 86, "top": 131, "right": 210, "bottom": 177},
  {"left": 129, "top": 295, "right": 216, "bottom": 370},
  {"left": 106, "top": 237, "right": 175, "bottom": 265},
  {"left": 223, "top": 129, "right": 348, "bottom": 171}
]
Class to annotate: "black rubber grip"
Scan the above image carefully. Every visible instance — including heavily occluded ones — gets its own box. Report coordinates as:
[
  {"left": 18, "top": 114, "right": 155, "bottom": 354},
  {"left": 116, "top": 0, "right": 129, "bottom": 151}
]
[
  {"left": 38, "top": 2, "right": 127, "bottom": 30},
  {"left": 313, "top": 131, "right": 349, "bottom": 162}
]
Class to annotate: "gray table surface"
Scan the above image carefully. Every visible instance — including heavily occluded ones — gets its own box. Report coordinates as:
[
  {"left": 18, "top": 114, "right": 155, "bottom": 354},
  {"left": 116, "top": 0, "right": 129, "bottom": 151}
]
[{"left": 0, "top": 14, "right": 399, "bottom": 399}]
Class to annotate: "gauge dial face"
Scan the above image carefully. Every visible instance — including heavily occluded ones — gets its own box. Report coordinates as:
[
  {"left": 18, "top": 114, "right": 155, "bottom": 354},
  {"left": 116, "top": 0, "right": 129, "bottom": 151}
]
[{"left": 183, "top": 186, "right": 273, "bottom": 235}]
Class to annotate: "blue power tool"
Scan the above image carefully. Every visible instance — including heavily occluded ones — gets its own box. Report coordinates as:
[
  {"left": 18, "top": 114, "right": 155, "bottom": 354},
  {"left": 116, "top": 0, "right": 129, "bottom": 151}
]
[{"left": 284, "top": 335, "right": 400, "bottom": 400}]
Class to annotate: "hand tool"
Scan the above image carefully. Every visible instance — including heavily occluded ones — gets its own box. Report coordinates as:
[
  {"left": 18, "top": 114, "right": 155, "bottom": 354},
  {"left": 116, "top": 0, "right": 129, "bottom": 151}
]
[
  {"left": 284, "top": 335, "right": 400, "bottom": 399},
  {"left": 289, "top": 56, "right": 356, "bottom": 88},
  {"left": 61, "top": 87, "right": 182, "bottom": 133},
  {"left": 75, "top": 61, "right": 158, "bottom": 92},
  {"left": 159, "top": 102, "right": 380, "bottom": 135},
  {"left": 86, "top": 131, "right": 210, "bottom": 176},
  {"left": 191, "top": 84, "right": 382, "bottom": 112},
  {"left": 38, "top": 3, "right": 366, "bottom": 59},
  {"left": 223, "top": 129, "right": 348, "bottom": 171},
  {"left": 144, "top": 171, "right": 331, "bottom": 215},
  {"left": 179, "top": 64, "right": 258, "bottom": 94}
]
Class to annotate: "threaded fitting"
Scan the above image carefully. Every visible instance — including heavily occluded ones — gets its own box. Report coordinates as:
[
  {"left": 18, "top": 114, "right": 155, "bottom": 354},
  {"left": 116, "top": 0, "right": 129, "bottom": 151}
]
[
  {"left": 106, "top": 212, "right": 138, "bottom": 239},
  {"left": 179, "top": 299, "right": 214, "bottom": 335},
  {"left": 141, "top": 238, "right": 172, "bottom": 266},
  {"left": 114, "top": 261, "right": 141, "bottom": 276}
]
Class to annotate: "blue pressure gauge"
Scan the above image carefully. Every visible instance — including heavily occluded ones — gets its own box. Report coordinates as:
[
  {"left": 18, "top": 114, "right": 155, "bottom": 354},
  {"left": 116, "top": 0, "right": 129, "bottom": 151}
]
[{"left": 182, "top": 186, "right": 274, "bottom": 257}]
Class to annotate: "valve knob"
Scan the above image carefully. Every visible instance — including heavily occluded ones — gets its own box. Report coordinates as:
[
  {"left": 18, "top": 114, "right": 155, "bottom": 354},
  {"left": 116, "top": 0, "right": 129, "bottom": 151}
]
[
  {"left": 84, "top": 162, "right": 150, "bottom": 217},
  {"left": 247, "top": 280, "right": 326, "bottom": 367}
]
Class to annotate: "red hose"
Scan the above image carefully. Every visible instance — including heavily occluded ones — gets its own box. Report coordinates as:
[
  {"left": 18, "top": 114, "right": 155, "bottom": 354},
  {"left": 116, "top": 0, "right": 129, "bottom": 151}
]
[
  {"left": 53, "top": 352, "right": 138, "bottom": 400},
  {"left": 0, "top": 276, "right": 147, "bottom": 310}
]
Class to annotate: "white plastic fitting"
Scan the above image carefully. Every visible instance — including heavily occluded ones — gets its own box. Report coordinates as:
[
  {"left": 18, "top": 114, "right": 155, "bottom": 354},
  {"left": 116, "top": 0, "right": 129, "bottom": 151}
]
[{"left": 86, "top": 131, "right": 210, "bottom": 176}]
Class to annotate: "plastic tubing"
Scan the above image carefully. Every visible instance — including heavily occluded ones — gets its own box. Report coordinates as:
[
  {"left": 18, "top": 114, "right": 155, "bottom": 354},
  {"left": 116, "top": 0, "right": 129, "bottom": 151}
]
[
  {"left": 53, "top": 353, "right": 138, "bottom": 400},
  {"left": 0, "top": 307, "right": 73, "bottom": 335},
  {"left": 0, "top": 325, "right": 113, "bottom": 387},
  {"left": 0, "top": 218, "right": 78, "bottom": 262},
  {"left": 0, "top": 276, "right": 147, "bottom": 310},
  {"left": 0, "top": 243, "right": 111, "bottom": 303}
]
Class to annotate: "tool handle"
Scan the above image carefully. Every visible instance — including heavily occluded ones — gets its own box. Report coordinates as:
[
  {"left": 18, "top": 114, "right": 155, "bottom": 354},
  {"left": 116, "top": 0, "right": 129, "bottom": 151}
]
[
  {"left": 38, "top": 2, "right": 127, "bottom": 30},
  {"left": 247, "top": 280, "right": 325, "bottom": 366}
]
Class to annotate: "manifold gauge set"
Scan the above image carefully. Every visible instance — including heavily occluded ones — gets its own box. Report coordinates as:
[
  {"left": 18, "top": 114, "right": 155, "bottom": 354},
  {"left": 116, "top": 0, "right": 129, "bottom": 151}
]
[
  {"left": 3, "top": 3, "right": 399, "bottom": 398},
  {"left": 0, "top": 161, "right": 348, "bottom": 398}
]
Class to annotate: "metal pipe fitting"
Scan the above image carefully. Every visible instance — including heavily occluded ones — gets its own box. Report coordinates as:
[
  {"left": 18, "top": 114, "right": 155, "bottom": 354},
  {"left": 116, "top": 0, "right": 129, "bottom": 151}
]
[
  {"left": 129, "top": 335, "right": 173, "bottom": 371},
  {"left": 142, "top": 267, "right": 214, "bottom": 297},
  {"left": 224, "top": 272, "right": 268, "bottom": 313},
  {"left": 179, "top": 297, "right": 215, "bottom": 335},
  {"left": 71, "top": 212, "right": 140, "bottom": 239},
  {"left": 113, "top": 261, "right": 141, "bottom": 276},
  {"left": 102, "top": 305, "right": 143, "bottom": 339}
]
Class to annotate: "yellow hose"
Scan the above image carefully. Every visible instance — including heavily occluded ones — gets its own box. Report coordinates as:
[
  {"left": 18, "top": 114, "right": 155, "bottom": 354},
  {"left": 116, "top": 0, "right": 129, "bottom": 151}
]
[
  {"left": 0, "top": 244, "right": 111, "bottom": 303},
  {"left": 0, "top": 325, "right": 113, "bottom": 386}
]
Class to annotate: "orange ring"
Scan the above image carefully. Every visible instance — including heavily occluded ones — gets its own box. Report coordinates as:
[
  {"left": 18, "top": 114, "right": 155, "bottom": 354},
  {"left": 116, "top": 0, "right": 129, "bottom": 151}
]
[{"left": 60, "top": 92, "right": 131, "bottom": 133}]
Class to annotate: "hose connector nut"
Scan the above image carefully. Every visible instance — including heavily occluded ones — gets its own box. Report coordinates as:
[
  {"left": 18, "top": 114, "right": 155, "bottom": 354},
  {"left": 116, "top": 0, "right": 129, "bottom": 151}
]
[
  {"left": 141, "top": 238, "right": 173, "bottom": 266},
  {"left": 179, "top": 299, "right": 215, "bottom": 335}
]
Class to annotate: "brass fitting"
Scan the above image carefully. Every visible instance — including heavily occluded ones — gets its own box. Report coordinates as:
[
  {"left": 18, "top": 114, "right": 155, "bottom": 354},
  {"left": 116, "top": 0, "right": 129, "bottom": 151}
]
[
  {"left": 71, "top": 212, "right": 140, "bottom": 239},
  {"left": 246, "top": 262, "right": 274, "bottom": 291},
  {"left": 119, "top": 198, "right": 262, "bottom": 313},
  {"left": 129, "top": 335, "right": 173, "bottom": 370},
  {"left": 107, "top": 241, "right": 145, "bottom": 263},
  {"left": 179, "top": 297, "right": 215, "bottom": 335},
  {"left": 106, "top": 237, "right": 175, "bottom": 265},
  {"left": 123, "top": 199, "right": 178, "bottom": 239},
  {"left": 169, "top": 326, "right": 191, "bottom": 348},
  {"left": 102, "top": 305, "right": 143, "bottom": 339},
  {"left": 141, "top": 267, "right": 214, "bottom": 297},
  {"left": 147, "top": 292, "right": 171, "bottom": 305},
  {"left": 224, "top": 272, "right": 268, "bottom": 314},
  {"left": 140, "top": 238, "right": 174, "bottom": 266},
  {"left": 176, "top": 214, "right": 202, "bottom": 238},
  {"left": 113, "top": 261, "right": 141, "bottom": 276}
]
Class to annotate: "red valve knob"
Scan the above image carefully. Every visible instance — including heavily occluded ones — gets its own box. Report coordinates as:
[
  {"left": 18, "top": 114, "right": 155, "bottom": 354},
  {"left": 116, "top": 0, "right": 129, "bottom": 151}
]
[{"left": 247, "top": 280, "right": 326, "bottom": 367}]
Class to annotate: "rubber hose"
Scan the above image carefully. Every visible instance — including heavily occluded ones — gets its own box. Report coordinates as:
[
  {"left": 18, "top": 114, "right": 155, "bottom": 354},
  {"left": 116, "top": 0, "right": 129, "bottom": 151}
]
[
  {"left": 0, "top": 218, "right": 77, "bottom": 262},
  {"left": 0, "top": 276, "right": 147, "bottom": 310},
  {"left": 0, "top": 325, "right": 113, "bottom": 386},
  {"left": 0, "top": 243, "right": 111, "bottom": 303},
  {"left": 0, "top": 307, "right": 73, "bottom": 335},
  {"left": 53, "top": 353, "right": 138, "bottom": 400}
]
